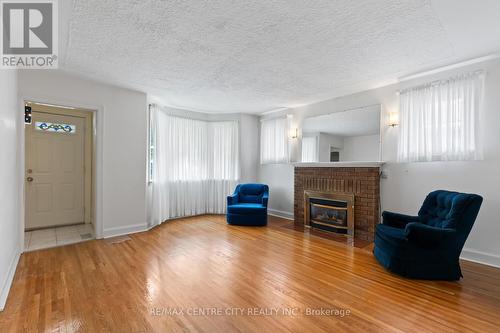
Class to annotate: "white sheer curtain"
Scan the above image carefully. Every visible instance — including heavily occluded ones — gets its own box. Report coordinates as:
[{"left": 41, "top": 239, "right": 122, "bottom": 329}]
[
  {"left": 151, "top": 108, "right": 239, "bottom": 224},
  {"left": 398, "top": 71, "right": 484, "bottom": 162},
  {"left": 301, "top": 136, "right": 318, "bottom": 162},
  {"left": 260, "top": 116, "right": 290, "bottom": 164}
]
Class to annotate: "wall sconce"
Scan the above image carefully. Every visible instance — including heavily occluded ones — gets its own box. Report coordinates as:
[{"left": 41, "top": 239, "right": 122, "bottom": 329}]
[
  {"left": 290, "top": 127, "right": 299, "bottom": 139},
  {"left": 388, "top": 112, "right": 399, "bottom": 127}
]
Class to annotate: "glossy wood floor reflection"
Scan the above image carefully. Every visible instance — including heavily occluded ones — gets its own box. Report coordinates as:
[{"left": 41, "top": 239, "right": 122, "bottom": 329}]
[{"left": 1, "top": 215, "right": 500, "bottom": 332}]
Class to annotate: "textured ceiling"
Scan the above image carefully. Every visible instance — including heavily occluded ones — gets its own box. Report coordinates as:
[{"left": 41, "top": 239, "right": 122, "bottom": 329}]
[
  {"left": 60, "top": 0, "right": 500, "bottom": 113},
  {"left": 303, "top": 105, "right": 380, "bottom": 137}
]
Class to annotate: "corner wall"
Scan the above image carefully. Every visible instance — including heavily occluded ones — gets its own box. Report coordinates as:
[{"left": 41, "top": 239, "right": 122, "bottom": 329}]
[
  {"left": 0, "top": 70, "right": 21, "bottom": 310},
  {"left": 239, "top": 114, "right": 260, "bottom": 183},
  {"left": 258, "top": 58, "right": 500, "bottom": 267}
]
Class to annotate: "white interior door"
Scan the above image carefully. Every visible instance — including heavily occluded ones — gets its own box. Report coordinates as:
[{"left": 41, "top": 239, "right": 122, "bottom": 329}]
[{"left": 25, "top": 112, "right": 86, "bottom": 229}]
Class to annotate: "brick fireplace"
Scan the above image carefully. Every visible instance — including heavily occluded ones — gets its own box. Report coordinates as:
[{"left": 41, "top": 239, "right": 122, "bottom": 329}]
[{"left": 294, "top": 164, "right": 381, "bottom": 241}]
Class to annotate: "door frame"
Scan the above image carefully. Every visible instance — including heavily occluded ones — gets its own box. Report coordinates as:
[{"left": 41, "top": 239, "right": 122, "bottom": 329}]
[
  {"left": 19, "top": 96, "right": 104, "bottom": 250},
  {"left": 25, "top": 103, "right": 93, "bottom": 228}
]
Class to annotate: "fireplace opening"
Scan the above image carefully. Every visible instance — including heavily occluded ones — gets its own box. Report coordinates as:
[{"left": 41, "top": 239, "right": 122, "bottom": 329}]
[
  {"left": 304, "top": 191, "right": 354, "bottom": 237},
  {"left": 310, "top": 198, "right": 348, "bottom": 233}
]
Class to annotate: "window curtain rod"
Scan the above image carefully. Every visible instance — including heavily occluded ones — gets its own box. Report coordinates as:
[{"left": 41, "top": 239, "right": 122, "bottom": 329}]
[
  {"left": 294, "top": 104, "right": 381, "bottom": 120},
  {"left": 397, "top": 70, "right": 485, "bottom": 95},
  {"left": 153, "top": 104, "right": 240, "bottom": 123},
  {"left": 260, "top": 114, "right": 289, "bottom": 122}
]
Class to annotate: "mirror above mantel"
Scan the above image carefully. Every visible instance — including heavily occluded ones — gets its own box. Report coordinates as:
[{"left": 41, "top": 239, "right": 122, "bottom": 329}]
[{"left": 301, "top": 104, "right": 382, "bottom": 163}]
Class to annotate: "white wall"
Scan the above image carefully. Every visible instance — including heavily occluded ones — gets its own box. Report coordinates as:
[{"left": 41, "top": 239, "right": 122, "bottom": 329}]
[
  {"left": 239, "top": 114, "right": 260, "bottom": 183},
  {"left": 18, "top": 70, "right": 148, "bottom": 237},
  {"left": 0, "top": 70, "right": 21, "bottom": 310},
  {"left": 258, "top": 58, "right": 500, "bottom": 266},
  {"left": 258, "top": 163, "right": 295, "bottom": 218},
  {"left": 342, "top": 134, "right": 380, "bottom": 161}
]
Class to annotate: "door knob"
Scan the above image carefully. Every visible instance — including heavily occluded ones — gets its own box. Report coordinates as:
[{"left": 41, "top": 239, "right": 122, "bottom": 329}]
[{"left": 26, "top": 177, "right": 34, "bottom": 182}]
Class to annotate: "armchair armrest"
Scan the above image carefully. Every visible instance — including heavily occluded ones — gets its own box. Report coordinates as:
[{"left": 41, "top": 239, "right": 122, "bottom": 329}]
[
  {"left": 262, "top": 192, "right": 269, "bottom": 208},
  {"left": 404, "top": 222, "right": 456, "bottom": 247},
  {"left": 382, "top": 211, "right": 420, "bottom": 229},
  {"left": 227, "top": 193, "right": 238, "bottom": 206}
]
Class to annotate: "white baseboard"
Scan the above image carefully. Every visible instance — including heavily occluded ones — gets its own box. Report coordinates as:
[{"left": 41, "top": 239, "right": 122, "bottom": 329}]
[
  {"left": 0, "top": 247, "right": 21, "bottom": 311},
  {"left": 103, "top": 223, "right": 150, "bottom": 239},
  {"left": 268, "top": 208, "right": 294, "bottom": 220},
  {"left": 461, "top": 248, "right": 500, "bottom": 268}
]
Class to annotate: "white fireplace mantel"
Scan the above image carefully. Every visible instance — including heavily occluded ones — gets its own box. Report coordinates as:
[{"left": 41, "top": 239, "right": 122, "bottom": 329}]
[{"left": 293, "top": 161, "right": 385, "bottom": 168}]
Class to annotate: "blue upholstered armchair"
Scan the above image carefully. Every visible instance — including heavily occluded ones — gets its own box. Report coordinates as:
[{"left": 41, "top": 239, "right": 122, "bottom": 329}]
[
  {"left": 227, "top": 184, "right": 269, "bottom": 226},
  {"left": 374, "top": 190, "right": 483, "bottom": 280}
]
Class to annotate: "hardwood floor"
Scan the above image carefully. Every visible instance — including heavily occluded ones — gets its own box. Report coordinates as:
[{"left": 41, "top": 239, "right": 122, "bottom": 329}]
[{"left": 1, "top": 215, "right": 499, "bottom": 332}]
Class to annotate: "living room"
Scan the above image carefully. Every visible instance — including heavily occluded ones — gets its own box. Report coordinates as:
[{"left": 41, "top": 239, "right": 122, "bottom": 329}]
[{"left": 1, "top": 1, "right": 499, "bottom": 332}]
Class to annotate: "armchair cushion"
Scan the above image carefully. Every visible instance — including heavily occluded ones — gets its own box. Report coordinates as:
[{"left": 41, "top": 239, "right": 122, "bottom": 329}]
[
  {"left": 418, "top": 191, "right": 480, "bottom": 229},
  {"left": 227, "top": 203, "right": 267, "bottom": 215},
  {"left": 238, "top": 184, "right": 268, "bottom": 204},
  {"left": 404, "top": 222, "right": 457, "bottom": 247}
]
